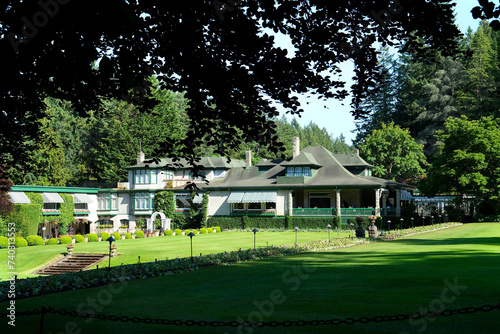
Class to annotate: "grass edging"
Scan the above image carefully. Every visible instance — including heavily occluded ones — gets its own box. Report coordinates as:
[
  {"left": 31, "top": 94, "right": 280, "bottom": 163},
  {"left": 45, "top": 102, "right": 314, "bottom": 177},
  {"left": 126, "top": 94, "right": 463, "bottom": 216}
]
[{"left": 0, "top": 223, "right": 461, "bottom": 302}]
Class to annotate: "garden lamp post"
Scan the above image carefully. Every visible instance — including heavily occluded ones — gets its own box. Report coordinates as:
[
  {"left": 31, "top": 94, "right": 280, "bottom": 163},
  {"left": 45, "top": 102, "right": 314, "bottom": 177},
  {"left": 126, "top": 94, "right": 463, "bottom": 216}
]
[
  {"left": 387, "top": 220, "right": 391, "bottom": 231},
  {"left": 294, "top": 226, "right": 299, "bottom": 246},
  {"left": 106, "top": 236, "right": 115, "bottom": 270},
  {"left": 411, "top": 217, "right": 414, "bottom": 228},
  {"left": 326, "top": 224, "right": 331, "bottom": 243},
  {"left": 188, "top": 232, "right": 195, "bottom": 263},
  {"left": 252, "top": 228, "right": 258, "bottom": 250},
  {"left": 400, "top": 217, "right": 404, "bottom": 230}
]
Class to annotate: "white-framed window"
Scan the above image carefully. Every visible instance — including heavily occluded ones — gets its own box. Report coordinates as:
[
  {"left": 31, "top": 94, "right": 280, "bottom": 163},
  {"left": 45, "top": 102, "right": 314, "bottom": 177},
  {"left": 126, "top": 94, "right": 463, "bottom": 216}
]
[
  {"left": 164, "top": 170, "right": 174, "bottom": 180},
  {"left": 43, "top": 203, "right": 58, "bottom": 210},
  {"left": 98, "top": 193, "right": 118, "bottom": 210},
  {"left": 287, "top": 167, "right": 311, "bottom": 177},
  {"left": 190, "top": 171, "right": 206, "bottom": 181},
  {"left": 265, "top": 202, "right": 276, "bottom": 210},
  {"left": 134, "top": 193, "right": 152, "bottom": 210},
  {"left": 74, "top": 203, "right": 88, "bottom": 210},
  {"left": 248, "top": 203, "right": 262, "bottom": 211},
  {"left": 134, "top": 169, "right": 153, "bottom": 184},
  {"left": 232, "top": 203, "right": 245, "bottom": 211}
]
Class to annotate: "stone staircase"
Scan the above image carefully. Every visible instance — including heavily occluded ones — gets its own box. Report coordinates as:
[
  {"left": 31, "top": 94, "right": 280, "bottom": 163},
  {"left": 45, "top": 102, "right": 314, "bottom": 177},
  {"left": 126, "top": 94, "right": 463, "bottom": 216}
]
[{"left": 36, "top": 254, "right": 107, "bottom": 275}]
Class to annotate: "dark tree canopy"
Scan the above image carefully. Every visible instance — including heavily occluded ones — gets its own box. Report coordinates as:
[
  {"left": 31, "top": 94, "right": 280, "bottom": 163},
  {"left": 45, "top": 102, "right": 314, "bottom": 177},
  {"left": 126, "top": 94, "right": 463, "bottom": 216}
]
[{"left": 1, "top": 1, "right": 462, "bottom": 168}]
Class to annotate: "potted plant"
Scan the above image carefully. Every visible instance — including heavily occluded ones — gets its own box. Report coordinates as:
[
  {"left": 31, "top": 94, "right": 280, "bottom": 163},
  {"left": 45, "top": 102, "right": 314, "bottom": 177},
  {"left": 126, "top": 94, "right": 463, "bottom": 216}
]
[{"left": 110, "top": 244, "right": 117, "bottom": 257}]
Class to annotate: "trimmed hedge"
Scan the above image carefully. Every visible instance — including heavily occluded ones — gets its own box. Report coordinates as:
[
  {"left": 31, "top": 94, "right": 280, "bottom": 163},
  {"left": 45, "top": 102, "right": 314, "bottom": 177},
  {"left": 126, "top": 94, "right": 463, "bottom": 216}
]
[
  {"left": 207, "top": 227, "right": 214, "bottom": 233},
  {"left": 112, "top": 232, "right": 121, "bottom": 240},
  {"left": 214, "top": 226, "right": 222, "bottom": 233},
  {"left": 135, "top": 231, "right": 145, "bottom": 238},
  {"left": 26, "top": 235, "right": 44, "bottom": 246},
  {"left": 174, "top": 228, "right": 182, "bottom": 236},
  {"left": 86, "top": 234, "right": 98, "bottom": 242},
  {"left": 183, "top": 229, "right": 192, "bottom": 235},
  {"left": 74, "top": 235, "right": 85, "bottom": 243},
  {"left": 0, "top": 236, "right": 9, "bottom": 248},
  {"left": 207, "top": 216, "right": 343, "bottom": 230},
  {"left": 15, "top": 236, "right": 28, "bottom": 247},
  {"left": 165, "top": 230, "right": 173, "bottom": 236},
  {"left": 59, "top": 193, "right": 74, "bottom": 235},
  {"left": 125, "top": 233, "right": 132, "bottom": 239},
  {"left": 200, "top": 228, "right": 207, "bottom": 234},
  {"left": 6, "top": 204, "right": 41, "bottom": 238},
  {"left": 100, "top": 232, "right": 111, "bottom": 241},
  {"left": 45, "top": 238, "right": 59, "bottom": 245},
  {"left": 59, "top": 236, "right": 72, "bottom": 244}
]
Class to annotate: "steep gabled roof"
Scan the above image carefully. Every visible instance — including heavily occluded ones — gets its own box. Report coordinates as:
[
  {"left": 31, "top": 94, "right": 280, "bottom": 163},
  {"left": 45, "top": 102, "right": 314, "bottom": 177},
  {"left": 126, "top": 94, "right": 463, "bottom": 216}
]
[
  {"left": 333, "top": 152, "right": 373, "bottom": 168},
  {"left": 126, "top": 157, "right": 246, "bottom": 169},
  {"left": 208, "top": 146, "right": 390, "bottom": 189},
  {"left": 281, "top": 151, "right": 322, "bottom": 167}
]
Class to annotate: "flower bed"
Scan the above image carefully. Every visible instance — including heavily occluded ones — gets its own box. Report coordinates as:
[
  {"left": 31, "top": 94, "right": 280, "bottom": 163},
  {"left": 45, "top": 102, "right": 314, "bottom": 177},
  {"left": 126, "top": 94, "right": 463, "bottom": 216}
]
[{"left": 0, "top": 223, "right": 461, "bottom": 301}]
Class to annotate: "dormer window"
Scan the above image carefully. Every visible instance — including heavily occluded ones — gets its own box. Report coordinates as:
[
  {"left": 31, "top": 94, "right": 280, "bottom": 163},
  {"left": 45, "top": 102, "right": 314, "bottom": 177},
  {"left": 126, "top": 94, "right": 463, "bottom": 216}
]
[
  {"left": 134, "top": 169, "right": 158, "bottom": 184},
  {"left": 286, "top": 167, "right": 311, "bottom": 177}
]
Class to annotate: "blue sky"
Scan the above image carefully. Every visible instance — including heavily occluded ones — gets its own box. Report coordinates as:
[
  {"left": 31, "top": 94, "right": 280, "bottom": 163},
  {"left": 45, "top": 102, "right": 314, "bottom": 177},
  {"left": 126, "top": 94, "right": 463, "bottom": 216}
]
[{"left": 275, "top": 0, "right": 484, "bottom": 146}]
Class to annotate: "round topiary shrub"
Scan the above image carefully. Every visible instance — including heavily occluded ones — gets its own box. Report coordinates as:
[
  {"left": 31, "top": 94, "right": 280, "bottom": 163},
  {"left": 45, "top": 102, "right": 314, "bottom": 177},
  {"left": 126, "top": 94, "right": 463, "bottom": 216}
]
[
  {"left": 125, "top": 233, "right": 132, "bottom": 239},
  {"left": 214, "top": 226, "right": 222, "bottom": 233},
  {"left": 45, "top": 238, "right": 59, "bottom": 245},
  {"left": 0, "top": 236, "right": 8, "bottom": 248},
  {"left": 59, "top": 236, "right": 72, "bottom": 244},
  {"left": 207, "top": 227, "right": 214, "bottom": 233},
  {"left": 200, "top": 228, "right": 207, "bottom": 234},
  {"left": 86, "top": 234, "right": 98, "bottom": 242},
  {"left": 135, "top": 231, "right": 145, "bottom": 238},
  {"left": 174, "top": 228, "right": 182, "bottom": 236},
  {"left": 184, "top": 229, "right": 192, "bottom": 235},
  {"left": 100, "top": 232, "right": 111, "bottom": 241},
  {"left": 112, "top": 232, "right": 121, "bottom": 240},
  {"left": 165, "top": 230, "right": 173, "bottom": 236},
  {"left": 15, "top": 236, "right": 28, "bottom": 247},
  {"left": 74, "top": 235, "right": 85, "bottom": 243},
  {"left": 26, "top": 235, "right": 44, "bottom": 246}
]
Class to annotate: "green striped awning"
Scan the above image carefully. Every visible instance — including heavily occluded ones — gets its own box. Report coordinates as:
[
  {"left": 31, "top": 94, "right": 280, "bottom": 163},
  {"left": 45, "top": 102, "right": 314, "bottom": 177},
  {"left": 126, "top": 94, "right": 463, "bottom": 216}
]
[
  {"left": 241, "top": 192, "right": 263, "bottom": 203},
  {"left": 227, "top": 191, "right": 245, "bottom": 203},
  {"left": 8, "top": 192, "right": 31, "bottom": 204},
  {"left": 259, "top": 191, "right": 277, "bottom": 202},
  {"left": 42, "top": 192, "right": 64, "bottom": 203},
  {"left": 230, "top": 191, "right": 278, "bottom": 203},
  {"left": 73, "top": 194, "right": 93, "bottom": 204}
]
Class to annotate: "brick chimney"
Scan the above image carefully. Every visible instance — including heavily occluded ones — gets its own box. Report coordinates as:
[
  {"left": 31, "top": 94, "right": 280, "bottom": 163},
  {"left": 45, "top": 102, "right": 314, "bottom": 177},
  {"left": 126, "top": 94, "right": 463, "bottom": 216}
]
[
  {"left": 137, "top": 151, "right": 145, "bottom": 164},
  {"left": 245, "top": 150, "right": 252, "bottom": 169},
  {"left": 354, "top": 149, "right": 359, "bottom": 155},
  {"left": 293, "top": 136, "right": 300, "bottom": 158}
]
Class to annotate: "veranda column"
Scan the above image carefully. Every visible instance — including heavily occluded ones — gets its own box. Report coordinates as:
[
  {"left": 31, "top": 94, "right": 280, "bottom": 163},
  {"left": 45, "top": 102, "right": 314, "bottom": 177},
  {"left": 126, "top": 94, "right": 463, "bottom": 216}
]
[
  {"left": 335, "top": 189, "right": 341, "bottom": 217},
  {"left": 382, "top": 191, "right": 388, "bottom": 216},
  {"left": 375, "top": 189, "right": 381, "bottom": 216},
  {"left": 396, "top": 189, "right": 401, "bottom": 216},
  {"left": 288, "top": 190, "right": 293, "bottom": 216}
]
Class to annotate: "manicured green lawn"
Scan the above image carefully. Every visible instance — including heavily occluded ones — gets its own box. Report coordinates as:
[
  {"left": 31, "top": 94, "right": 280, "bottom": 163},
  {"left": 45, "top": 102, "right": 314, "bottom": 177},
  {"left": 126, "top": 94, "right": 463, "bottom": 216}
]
[
  {"left": 2, "top": 224, "right": 500, "bottom": 333},
  {"left": 0, "top": 230, "right": 350, "bottom": 280}
]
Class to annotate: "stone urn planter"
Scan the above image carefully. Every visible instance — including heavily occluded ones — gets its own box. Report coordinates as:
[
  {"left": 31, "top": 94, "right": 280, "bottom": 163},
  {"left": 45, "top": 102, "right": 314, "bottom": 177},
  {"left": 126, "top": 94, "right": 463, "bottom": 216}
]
[
  {"left": 368, "top": 222, "right": 378, "bottom": 238},
  {"left": 154, "top": 231, "right": 159, "bottom": 237},
  {"left": 66, "top": 244, "right": 74, "bottom": 255},
  {"left": 121, "top": 235, "right": 126, "bottom": 240},
  {"left": 84, "top": 237, "right": 88, "bottom": 243},
  {"left": 110, "top": 246, "right": 117, "bottom": 257},
  {"left": 132, "top": 234, "right": 136, "bottom": 239}
]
